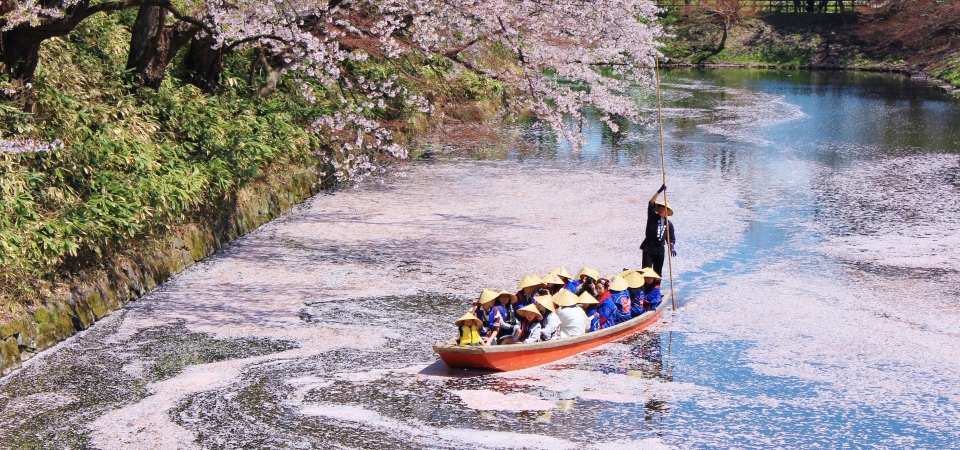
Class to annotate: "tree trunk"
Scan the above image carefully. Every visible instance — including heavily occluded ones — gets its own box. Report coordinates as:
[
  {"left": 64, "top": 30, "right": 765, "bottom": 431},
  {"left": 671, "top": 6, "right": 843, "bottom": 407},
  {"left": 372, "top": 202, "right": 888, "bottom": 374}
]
[
  {"left": 183, "top": 34, "right": 223, "bottom": 95},
  {"left": 126, "top": 6, "right": 198, "bottom": 90},
  {"left": 253, "top": 50, "right": 288, "bottom": 98},
  {"left": 1, "top": 0, "right": 94, "bottom": 84},
  {"left": 0, "top": 31, "right": 43, "bottom": 84}
]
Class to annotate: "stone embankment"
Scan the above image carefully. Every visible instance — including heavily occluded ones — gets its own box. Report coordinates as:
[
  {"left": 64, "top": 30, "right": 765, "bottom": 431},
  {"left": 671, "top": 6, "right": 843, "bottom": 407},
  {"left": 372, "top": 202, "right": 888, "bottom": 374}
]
[{"left": 0, "top": 168, "right": 322, "bottom": 375}]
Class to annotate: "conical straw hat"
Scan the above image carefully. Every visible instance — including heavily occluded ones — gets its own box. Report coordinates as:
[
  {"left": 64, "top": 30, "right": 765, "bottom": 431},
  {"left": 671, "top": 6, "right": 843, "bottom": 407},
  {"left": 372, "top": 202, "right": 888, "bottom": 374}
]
[
  {"left": 577, "top": 291, "right": 598, "bottom": 305},
  {"left": 541, "top": 273, "right": 564, "bottom": 285},
  {"left": 534, "top": 293, "right": 556, "bottom": 312},
  {"left": 517, "top": 274, "right": 543, "bottom": 290},
  {"left": 551, "top": 266, "right": 573, "bottom": 280},
  {"left": 655, "top": 200, "right": 674, "bottom": 216},
  {"left": 517, "top": 304, "right": 543, "bottom": 321},
  {"left": 455, "top": 312, "right": 481, "bottom": 326},
  {"left": 620, "top": 269, "right": 637, "bottom": 277},
  {"left": 478, "top": 288, "right": 500, "bottom": 305},
  {"left": 624, "top": 271, "right": 644, "bottom": 289},
  {"left": 577, "top": 266, "right": 600, "bottom": 281},
  {"left": 609, "top": 275, "right": 629, "bottom": 292},
  {"left": 497, "top": 290, "right": 518, "bottom": 303},
  {"left": 552, "top": 289, "right": 579, "bottom": 307},
  {"left": 639, "top": 267, "right": 662, "bottom": 280}
]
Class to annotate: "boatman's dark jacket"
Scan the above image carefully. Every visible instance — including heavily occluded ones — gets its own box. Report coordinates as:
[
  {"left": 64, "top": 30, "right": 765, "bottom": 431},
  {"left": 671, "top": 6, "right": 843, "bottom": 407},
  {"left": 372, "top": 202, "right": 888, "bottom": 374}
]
[{"left": 640, "top": 202, "right": 676, "bottom": 255}]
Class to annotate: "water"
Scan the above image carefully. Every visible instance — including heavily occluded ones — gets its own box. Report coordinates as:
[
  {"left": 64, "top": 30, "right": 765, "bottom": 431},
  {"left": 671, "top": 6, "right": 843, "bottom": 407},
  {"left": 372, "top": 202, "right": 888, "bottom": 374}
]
[{"left": 2, "top": 69, "right": 959, "bottom": 449}]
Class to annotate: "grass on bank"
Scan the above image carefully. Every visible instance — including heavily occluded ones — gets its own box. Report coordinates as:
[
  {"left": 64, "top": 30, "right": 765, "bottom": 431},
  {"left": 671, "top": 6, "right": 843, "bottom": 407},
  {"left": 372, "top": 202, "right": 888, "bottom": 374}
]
[{"left": 0, "top": 12, "right": 504, "bottom": 318}]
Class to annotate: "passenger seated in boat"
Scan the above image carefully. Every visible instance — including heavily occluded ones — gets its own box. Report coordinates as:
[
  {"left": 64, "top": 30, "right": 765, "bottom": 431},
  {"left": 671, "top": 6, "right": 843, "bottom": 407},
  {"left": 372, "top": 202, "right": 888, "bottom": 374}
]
[
  {"left": 477, "top": 289, "right": 506, "bottom": 346},
  {"left": 541, "top": 273, "right": 565, "bottom": 295},
  {"left": 551, "top": 266, "right": 578, "bottom": 293},
  {"left": 609, "top": 275, "right": 632, "bottom": 324},
  {"left": 573, "top": 266, "right": 600, "bottom": 295},
  {"left": 577, "top": 291, "right": 600, "bottom": 332},
  {"left": 501, "top": 304, "right": 544, "bottom": 344},
  {"left": 454, "top": 313, "right": 483, "bottom": 346},
  {"left": 639, "top": 267, "right": 664, "bottom": 311},
  {"left": 516, "top": 274, "right": 543, "bottom": 307},
  {"left": 624, "top": 271, "right": 646, "bottom": 317},
  {"left": 495, "top": 290, "right": 518, "bottom": 326},
  {"left": 534, "top": 294, "right": 560, "bottom": 341},
  {"left": 595, "top": 278, "right": 617, "bottom": 330},
  {"left": 554, "top": 289, "right": 588, "bottom": 338}
]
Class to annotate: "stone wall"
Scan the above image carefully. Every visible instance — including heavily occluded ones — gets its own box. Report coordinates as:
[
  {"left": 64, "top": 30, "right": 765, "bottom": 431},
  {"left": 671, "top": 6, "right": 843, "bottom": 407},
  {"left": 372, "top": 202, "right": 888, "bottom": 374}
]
[{"left": 0, "top": 167, "right": 321, "bottom": 375}]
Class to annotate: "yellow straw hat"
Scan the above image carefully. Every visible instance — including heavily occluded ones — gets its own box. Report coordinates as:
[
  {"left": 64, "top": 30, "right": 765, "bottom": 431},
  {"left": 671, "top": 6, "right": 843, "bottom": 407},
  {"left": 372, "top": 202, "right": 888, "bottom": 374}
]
[
  {"left": 655, "top": 200, "right": 674, "bottom": 216},
  {"left": 577, "top": 291, "right": 599, "bottom": 305},
  {"left": 455, "top": 312, "right": 482, "bottom": 327},
  {"left": 609, "top": 275, "right": 629, "bottom": 292},
  {"left": 478, "top": 288, "right": 500, "bottom": 305},
  {"left": 552, "top": 289, "right": 580, "bottom": 307},
  {"left": 517, "top": 304, "right": 543, "bottom": 321},
  {"left": 639, "top": 267, "right": 662, "bottom": 280},
  {"left": 497, "top": 290, "right": 518, "bottom": 303},
  {"left": 624, "top": 271, "right": 644, "bottom": 289},
  {"left": 576, "top": 266, "right": 601, "bottom": 281},
  {"left": 550, "top": 266, "right": 574, "bottom": 280},
  {"left": 541, "top": 273, "right": 564, "bottom": 285},
  {"left": 517, "top": 274, "right": 543, "bottom": 290},
  {"left": 620, "top": 269, "right": 637, "bottom": 277},
  {"left": 534, "top": 294, "right": 556, "bottom": 312}
]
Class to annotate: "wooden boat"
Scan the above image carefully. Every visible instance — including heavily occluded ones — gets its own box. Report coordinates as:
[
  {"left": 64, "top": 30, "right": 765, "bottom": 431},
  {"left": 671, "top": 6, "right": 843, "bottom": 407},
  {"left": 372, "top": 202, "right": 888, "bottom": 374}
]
[{"left": 433, "top": 300, "right": 666, "bottom": 371}]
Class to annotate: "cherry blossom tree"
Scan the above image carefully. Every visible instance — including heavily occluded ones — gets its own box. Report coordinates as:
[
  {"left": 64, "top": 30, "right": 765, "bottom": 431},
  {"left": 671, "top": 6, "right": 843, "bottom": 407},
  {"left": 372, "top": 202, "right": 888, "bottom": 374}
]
[{"left": 3, "top": 0, "right": 665, "bottom": 162}]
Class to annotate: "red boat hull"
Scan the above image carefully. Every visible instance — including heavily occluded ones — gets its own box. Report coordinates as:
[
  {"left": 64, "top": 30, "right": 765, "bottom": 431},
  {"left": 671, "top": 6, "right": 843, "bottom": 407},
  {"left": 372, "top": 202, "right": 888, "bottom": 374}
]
[{"left": 434, "top": 301, "right": 665, "bottom": 371}]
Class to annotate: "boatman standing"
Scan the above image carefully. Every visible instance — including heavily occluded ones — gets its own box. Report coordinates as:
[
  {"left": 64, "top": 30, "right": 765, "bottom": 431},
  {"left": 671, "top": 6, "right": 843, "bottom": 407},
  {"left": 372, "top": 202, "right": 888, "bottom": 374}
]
[{"left": 640, "top": 184, "right": 675, "bottom": 277}]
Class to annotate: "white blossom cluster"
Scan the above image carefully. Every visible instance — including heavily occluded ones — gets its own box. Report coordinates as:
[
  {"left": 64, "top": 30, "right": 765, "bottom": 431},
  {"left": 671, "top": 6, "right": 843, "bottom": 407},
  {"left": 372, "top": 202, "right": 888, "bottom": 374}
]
[
  {"left": 4, "top": 0, "right": 663, "bottom": 174},
  {"left": 309, "top": 110, "right": 406, "bottom": 183},
  {"left": 0, "top": 134, "right": 63, "bottom": 154}
]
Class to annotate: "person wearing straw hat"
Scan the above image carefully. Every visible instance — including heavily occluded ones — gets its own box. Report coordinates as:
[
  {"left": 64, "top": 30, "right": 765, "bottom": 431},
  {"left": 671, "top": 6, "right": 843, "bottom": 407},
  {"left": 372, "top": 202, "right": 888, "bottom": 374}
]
[
  {"left": 454, "top": 313, "right": 483, "bottom": 346},
  {"left": 542, "top": 273, "right": 565, "bottom": 295},
  {"left": 476, "top": 288, "right": 507, "bottom": 346},
  {"left": 550, "top": 266, "right": 578, "bottom": 293},
  {"left": 573, "top": 266, "right": 601, "bottom": 295},
  {"left": 501, "top": 304, "right": 544, "bottom": 345},
  {"left": 577, "top": 291, "right": 600, "bottom": 332},
  {"left": 609, "top": 275, "right": 633, "bottom": 325},
  {"left": 595, "top": 278, "right": 617, "bottom": 330},
  {"left": 554, "top": 289, "right": 588, "bottom": 338},
  {"left": 533, "top": 294, "right": 561, "bottom": 341},
  {"left": 639, "top": 267, "right": 664, "bottom": 312},
  {"left": 624, "top": 270, "right": 647, "bottom": 318},
  {"left": 516, "top": 274, "right": 543, "bottom": 308},
  {"left": 640, "top": 184, "right": 676, "bottom": 279}
]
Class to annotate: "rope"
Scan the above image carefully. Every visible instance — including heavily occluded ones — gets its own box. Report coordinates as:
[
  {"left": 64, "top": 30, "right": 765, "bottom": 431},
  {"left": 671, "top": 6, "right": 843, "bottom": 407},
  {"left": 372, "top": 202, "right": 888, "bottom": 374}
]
[{"left": 654, "top": 57, "right": 677, "bottom": 312}]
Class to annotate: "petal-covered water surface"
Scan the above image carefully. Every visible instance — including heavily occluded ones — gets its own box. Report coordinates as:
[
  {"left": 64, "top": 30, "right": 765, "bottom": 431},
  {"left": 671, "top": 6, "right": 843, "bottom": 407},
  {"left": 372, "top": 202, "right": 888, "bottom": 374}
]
[{"left": 1, "top": 69, "right": 958, "bottom": 449}]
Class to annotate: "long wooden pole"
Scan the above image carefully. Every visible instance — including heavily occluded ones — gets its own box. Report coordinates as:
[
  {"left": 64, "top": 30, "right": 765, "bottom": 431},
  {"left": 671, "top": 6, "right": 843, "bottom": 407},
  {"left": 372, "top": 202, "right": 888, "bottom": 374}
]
[{"left": 654, "top": 58, "right": 677, "bottom": 312}]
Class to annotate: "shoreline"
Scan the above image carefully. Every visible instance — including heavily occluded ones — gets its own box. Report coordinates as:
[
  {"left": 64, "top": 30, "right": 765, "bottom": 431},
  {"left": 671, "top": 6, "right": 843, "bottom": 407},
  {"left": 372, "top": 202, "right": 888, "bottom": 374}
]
[{"left": 665, "top": 63, "right": 960, "bottom": 95}]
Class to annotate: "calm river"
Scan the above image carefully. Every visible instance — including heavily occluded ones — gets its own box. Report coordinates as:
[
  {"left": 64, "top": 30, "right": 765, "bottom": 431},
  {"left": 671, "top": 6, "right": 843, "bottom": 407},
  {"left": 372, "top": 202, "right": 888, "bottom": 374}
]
[{"left": 2, "top": 69, "right": 959, "bottom": 449}]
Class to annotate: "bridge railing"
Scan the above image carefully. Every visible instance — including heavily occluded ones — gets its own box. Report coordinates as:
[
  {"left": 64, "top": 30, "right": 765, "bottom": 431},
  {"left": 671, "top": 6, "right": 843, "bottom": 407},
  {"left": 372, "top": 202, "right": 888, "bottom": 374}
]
[{"left": 655, "top": 0, "right": 870, "bottom": 13}]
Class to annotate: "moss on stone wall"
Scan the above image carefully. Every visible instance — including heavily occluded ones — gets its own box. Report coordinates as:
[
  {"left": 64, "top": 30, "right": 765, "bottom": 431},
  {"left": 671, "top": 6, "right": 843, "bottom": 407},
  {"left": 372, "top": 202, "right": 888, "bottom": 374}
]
[{"left": 0, "top": 166, "right": 321, "bottom": 375}]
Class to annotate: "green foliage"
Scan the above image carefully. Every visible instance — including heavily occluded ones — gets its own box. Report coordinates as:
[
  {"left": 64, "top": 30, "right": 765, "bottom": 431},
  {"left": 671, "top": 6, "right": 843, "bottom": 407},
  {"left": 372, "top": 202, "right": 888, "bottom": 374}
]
[
  {"left": 0, "top": 13, "right": 505, "bottom": 309},
  {"left": 931, "top": 58, "right": 960, "bottom": 89}
]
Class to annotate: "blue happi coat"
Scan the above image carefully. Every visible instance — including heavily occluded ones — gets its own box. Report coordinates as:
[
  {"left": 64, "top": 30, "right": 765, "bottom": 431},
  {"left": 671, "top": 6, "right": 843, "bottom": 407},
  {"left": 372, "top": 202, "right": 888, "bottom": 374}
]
[
  {"left": 611, "top": 290, "right": 632, "bottom": 324},
  {"left": 596, "top": 294, "right": 617, "bottom": 330},
  {"left": 628, "top": 288, "right": 645, "bottom": 317},
  {"left": 643, "top": 285, "right": 663, "bottom": 311},
  {"left": 564, "top": 279, "right": 581, "bottom": 293}
]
